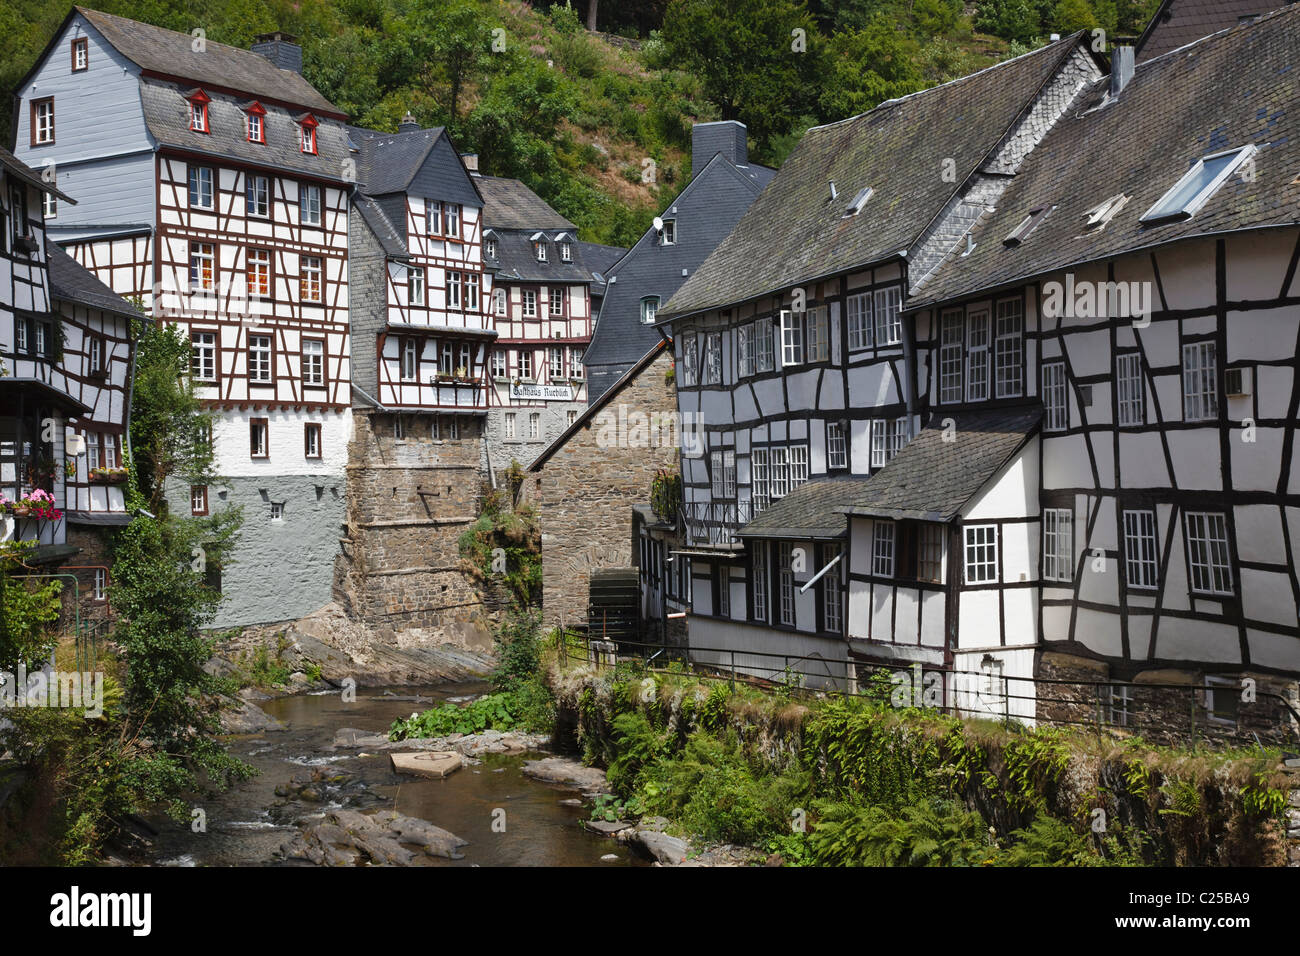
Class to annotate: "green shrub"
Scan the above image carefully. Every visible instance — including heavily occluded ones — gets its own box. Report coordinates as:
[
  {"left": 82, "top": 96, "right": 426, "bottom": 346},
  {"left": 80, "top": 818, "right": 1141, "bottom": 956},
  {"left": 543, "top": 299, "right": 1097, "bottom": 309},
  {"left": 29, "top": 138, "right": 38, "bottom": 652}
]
[
  {"left": 808, "top": 797, "right": 992, "bottom": 866},
  {"left": 389, "top": 693, "right": 522, "bottom": 740}
]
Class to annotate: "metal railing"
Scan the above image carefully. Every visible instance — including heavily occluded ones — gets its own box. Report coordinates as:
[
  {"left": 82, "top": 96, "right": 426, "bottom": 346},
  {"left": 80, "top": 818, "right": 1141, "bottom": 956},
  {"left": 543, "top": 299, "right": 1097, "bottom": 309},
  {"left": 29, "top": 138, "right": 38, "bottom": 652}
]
[
  {"left": 558, "top": 633, "right": 1300, "bottom": 751},
  {"left": 682, "top": 499, "right": 755, "bottom": 546}
]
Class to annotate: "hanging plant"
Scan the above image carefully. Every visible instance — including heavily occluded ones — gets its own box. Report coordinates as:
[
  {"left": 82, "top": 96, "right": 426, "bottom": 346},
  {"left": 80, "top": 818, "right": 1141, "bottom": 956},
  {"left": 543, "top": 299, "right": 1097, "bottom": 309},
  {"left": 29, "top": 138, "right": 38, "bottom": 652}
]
[{"left": 650, "top": 468, "right": 681, "bottom": 522}]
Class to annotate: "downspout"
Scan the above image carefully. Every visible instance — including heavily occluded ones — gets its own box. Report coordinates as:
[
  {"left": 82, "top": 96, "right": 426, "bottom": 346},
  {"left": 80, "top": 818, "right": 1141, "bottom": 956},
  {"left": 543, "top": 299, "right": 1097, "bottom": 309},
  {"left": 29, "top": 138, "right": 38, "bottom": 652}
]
[{"left": 899, "top": 253, "right": 918, "bottom": 438}]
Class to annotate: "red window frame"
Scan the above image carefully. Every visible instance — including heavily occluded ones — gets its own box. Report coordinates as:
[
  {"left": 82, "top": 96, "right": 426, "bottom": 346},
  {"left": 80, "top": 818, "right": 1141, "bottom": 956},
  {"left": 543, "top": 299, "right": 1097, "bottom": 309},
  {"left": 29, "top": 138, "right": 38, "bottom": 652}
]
[
  {"left": 299, "top": 115, "right": 318, "bottom": 154},
  {"left": 245, "top": 102, "right": 267, "bottom": 143},
  {"left": 191, "top": 485, "right": 209, "bottom": 516},
  {"left": 188, "top": 90, "right": 211, "bottom": 134}
]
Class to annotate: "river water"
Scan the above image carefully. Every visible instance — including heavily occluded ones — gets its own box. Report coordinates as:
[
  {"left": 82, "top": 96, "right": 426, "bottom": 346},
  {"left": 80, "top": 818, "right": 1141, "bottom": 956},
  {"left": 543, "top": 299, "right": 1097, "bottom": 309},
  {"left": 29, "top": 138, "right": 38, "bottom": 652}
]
[{"left": 146, "top": 681, "right": 642, "bottom": 867}]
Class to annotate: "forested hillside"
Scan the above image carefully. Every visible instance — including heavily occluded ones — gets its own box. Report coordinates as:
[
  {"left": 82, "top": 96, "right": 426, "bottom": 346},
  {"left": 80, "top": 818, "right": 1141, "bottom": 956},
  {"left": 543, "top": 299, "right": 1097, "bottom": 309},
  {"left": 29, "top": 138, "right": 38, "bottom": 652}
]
[{"left": 0, "top": 0, "right": 1159, "bottom": 246}]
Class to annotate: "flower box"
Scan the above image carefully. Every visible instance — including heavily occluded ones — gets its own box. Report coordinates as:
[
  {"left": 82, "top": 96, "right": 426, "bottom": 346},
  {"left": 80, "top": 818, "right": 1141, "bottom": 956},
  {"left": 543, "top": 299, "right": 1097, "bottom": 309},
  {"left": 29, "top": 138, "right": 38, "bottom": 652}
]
[{"left": 90, "top": 468, "right": 129, "bottom": 485}]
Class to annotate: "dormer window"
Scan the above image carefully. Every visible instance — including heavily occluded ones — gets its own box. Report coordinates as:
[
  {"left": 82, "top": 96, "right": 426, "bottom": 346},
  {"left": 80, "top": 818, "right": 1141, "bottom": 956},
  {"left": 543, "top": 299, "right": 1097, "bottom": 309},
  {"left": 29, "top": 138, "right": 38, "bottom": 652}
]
[
  {"left": 1140, "top": 146, "right": 1256, "bottom": 224},
  {"left": 661, "top": 219, "right": 676, "bottom": 245},
  {"left": 245, "top": 102, "right": 266, "bottom": 144},
  {"left": 560, "top": 241, "right": 572, "bottom": 262},
  {"left": 485, "top": 237, "right": 497, "bottom": 259},
  {"left": 1004, "top": 205, "right": 1053, "bottom": 246},
  {"left": 844, "top": 186, "right": 873, "bottom": 217},
  {"left": 1082, "top": 193, "right": 1129, "bottom": 231},
  {"left": 299, "top": 115, "right": 318, "bottom": 154},
  {"left": 71, "top": 38, "right": 88, "bottom": 72},
  {"left": 188, "top": 90, "right": 210, "bottom": 133},
  {"left": 535, "top": 240, "right": 547, "bottom": 262}
]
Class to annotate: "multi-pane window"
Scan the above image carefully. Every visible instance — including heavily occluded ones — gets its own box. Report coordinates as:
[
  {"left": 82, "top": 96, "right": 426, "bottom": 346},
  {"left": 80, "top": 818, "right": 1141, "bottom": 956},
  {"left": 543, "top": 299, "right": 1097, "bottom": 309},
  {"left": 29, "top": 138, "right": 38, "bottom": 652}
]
[
  {"left": 302, "top": 184, "right": 322, "bottom": 226},
  {"left": 967, "top": 310, "right": 990, "bottom": 402},
  {"left": 401, "top": 338, "right": 417, "bottom": 380},
  {"left": 789, "top": 444, "right": 809, "bottom": 488},
  {"left": 189, "top": 97, "right": 207, "bottom": 132},
  {"left": 301, "top": 256, "right": 322, "bottom": 302},
  {"left": 428, "top": 202, "right": 442, "bottom": 235},
  {"left": 302, "top": 339, "right": 324, "bottom": 386},
  {"left": 529, "top": 413, "right": 540, "bottom": 439},
  {"left": 704, "top": 332, "right": 723, "bottom": 385},
  {"left": 549, "top": 346, "right": 564, "bottom": 378},
  {"left": 752, "top": 542, "right": 768, "bottom": 622},
  {"left": 755, "top": 317, "right": 775, "bottom": 372},
  {"left": 504, "top": 413, "right": 516, "bottom": 439},
  {"left": 570, "top": 347, "right": 584, "bottom": 375},
  {"left": 467, "top": 274, "right": 481, "bottom": 311},
  {"left": 518, "top": 350, "right": 533, "bottom": 379},
  {"left": 1116, "top": 352, "right": 1144, "bottom": 426},
  {"left": 769, "top": 447, "right": 789, "bottom": 500},
  {"left": 641, "top": 296, "right": 658, "bottom": 325},
  {"left": 781, "top": 310, "right": 803, "bottom": 366},
  {"left": 737, "top": 324, "right": 753, "bottom": 378},
  {"left": 189, "top": 242, "right": 215, "bottom": 292},
  {"left": 994, "top": 298, "right": 1024, "bottom": 398},
  {"left": 872, "top": 522, "right": 895, "bottom": 577},
  {"left": 778, "top": 543, "right": 796, "bottom": 626},
  {"left": 874, "top": 287, "right": 902, "bottom": 346},
  {"left": 33, "top": 98, "right": 55, "bottom": 144},
  {"left": 892, "top": 418, "right": 908, "bottom": 459},
  {"left": 871, "top": 419, "right": 888, "bottom": 469},
  {"left": 535, "top": 240, "right": 547, "bottom": 262},
  {"left": 1042, "top": 508, "right": 1073, "bottom": 582},
  {"left": 188, "top": 166, "right": 214, "bottom": 209},
  {"left": 408, "top": 267, "right": 425, "bottom": 306},
  {"left": 491, "top": 350, "right": 507, "bottom": 378},
  {"left": 939, "top": 311, "right": 964, "bottom": 403},
  {"left": 247, "top": 111, "right": 264, "bottom": 143},
  {"left": 680, "top": 338, "right": 698, "bottom": 387},
  {"left": 42, "top": 191, "right": 56, "bottom": 220},
  {"left": 1123, "top": 510, "right": 1159, "bottom": 590},
  {"left": 661, "top": 220, "right": 676, "bottom": 245},
  {"left": 717, "top": 566, "right": 730, "bottom": 619},
  {"left": 964, "top": 524, "right": 998, "bottom": 584},
  {"left": 560, "top": 241, "right": 572, "bottom": 262},
  {"left": 1182, "top": 341, "right": 1217, "bottom": 422},
  {"left": 191, "top": 485, "right": 208, "bottom": 517},
  {"left": 847, "top": 292, "right": 872, "bottom": 351},
  {"left": 446, "top": 270, "right": 462, "bottom": 309},
  {"left": 822, "top": 544, "right": 842, "bottom": 633},
  {"left": 710, "top": 450, "right": 736, "bottom": 498},
  {"left": 521, "top": 290, "right": 537, "bottom": 318},
  {"left": 246, "top": 175, "right": 269, "bottom": 217},
  {"left": 89, "top": 337, "right": 103, "bottom": 373},
  {"left": 393, "top": 414, "right": 405, "bottom": 440},
  {"left": 1042, "top": 361, "right": 1068, "bottom": 432},
  {"left": 443, "top": 203, "right": 459, "bottom": 237},
  {"left": 806, "top": 306, "right": 829, "bottom": 362},
  {"left": 918, "top": 524, "right": 944, "bottom": 583},
  {"left": 300, "top": 122, "right": 317, "bottom": 154},
  {"left": 304, "top": 423, "right": 321, "bottom": 458},
  {"left": 494, "top": 288, "right": 507, "bottom": 315},
  {"left": 440, "top": 342, "right": 454, "bottom": 375},
  {"left": 459, "top": 344, "right": 471, "bottom": 376},
  {"left": 73, "top": 39, "right": 88, "bottom": 71},
  {"left": 250, "top": 419, "right": 269, "bottom": 457},
  {"left": 751, "top": 449, "right": 769, "bottom": 513},
  {"left": 191, "top": 331, "right": 216, "bottom": 380},
  {"left": 485, "top": 237, "right": 497, "bottom": 259},
  {"left": 827, "top": 422, "right": 847, "bottom": 469},
  {"left": 1185, "top": 511, "right": 1232, "bottom": 595},
  {"left": 15, "top": 318, "right": 28, "bottom": 354},
  {"left": 248, "top": 334, "right": 272, "bottom": 383},
  {"left": 247, "top": 247, "right": 271, "bottom": 298}
]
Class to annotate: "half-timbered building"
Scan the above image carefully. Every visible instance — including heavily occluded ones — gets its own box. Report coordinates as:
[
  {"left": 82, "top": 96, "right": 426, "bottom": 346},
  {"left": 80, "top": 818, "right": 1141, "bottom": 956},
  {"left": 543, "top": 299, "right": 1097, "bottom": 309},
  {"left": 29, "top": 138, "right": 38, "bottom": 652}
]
[
  {"left": 476, "top": 173, "right": 623, "bottom": 473},
  {"left": 1, "top": 145, "right": 139, "bottom": 626},
  {"left": 12, "top": 8, "right": 354, "bottom": 627}
]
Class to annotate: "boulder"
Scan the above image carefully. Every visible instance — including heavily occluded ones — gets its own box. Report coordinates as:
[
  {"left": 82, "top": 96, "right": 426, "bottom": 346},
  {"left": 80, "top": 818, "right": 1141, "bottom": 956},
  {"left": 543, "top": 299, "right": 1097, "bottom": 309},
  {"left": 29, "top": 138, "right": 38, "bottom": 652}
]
[
  {"left": 390, "top": 751, "right": 462, "bottom": 779},
  {"left": 521, "top": 757, "right": 608, "bottom": 792}
]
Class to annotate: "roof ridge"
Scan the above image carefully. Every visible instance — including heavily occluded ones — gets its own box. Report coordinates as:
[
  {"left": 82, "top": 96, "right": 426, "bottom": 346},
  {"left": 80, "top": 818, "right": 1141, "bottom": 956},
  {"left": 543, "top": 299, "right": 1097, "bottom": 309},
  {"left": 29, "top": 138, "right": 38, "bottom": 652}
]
[{"left": 1130, "top": 0, "right": 1300, "bottom": 69}]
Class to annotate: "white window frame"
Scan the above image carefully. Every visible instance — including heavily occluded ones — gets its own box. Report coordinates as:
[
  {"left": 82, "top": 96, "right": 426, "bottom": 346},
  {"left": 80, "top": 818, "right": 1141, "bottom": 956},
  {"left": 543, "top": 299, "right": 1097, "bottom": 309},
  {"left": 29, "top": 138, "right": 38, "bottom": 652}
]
[
  {"left": 444, "top": 203, "right": 460, "bottom": 239},
  {"left": 549, "top": 287, "right": 564, "bottom": 316},
  {"left": 939, "top": 310, "right": 964, "bottom": 403},
  {"left": 789, "top": 444, "right": 809, "bottom": 488},
  {"left": 769, "top": 447, "right": 789, "bottom": 500},
  {"left": 246, "top": 175, "right": 269, "bottom": 217},
  {"left": 755, "top": 317, "right": 775, "bottom": 372},
  {"left": 518, "top": 350, "right": 533, "bottom": 380},
  {"left": 491, "top": 350, "right": 507, "bottom": 378},
  {"left": 778, "top": 542, "right": 796, "bottom": 627},
  {"left": 302, "top": 184, "right": 322, "bottom": 226},
  {"left": 1042, "top": 508, "right": 1073, "bottom": 583},
  {"left": 521, "top": 289, "right": 537, "bottom": 318},
  {"left": 872, "top": 522, "right": 895, "bottom": 577},
  {"left": 34, "top": 99, "right": 55, "bottom": 144},
  {"left": 1185, "top": 511, "right": 1232, "bottom": 596},
  {"left": 188, "top": 165, "right": 214, "bottom": 210},
  {"left": 967, "top": 310, "right": 990, "bottom": 402},
  {"left": 302, "top": 339, "right": 324, "bottom": 386},
  {"left": 300, "top": 256, "right": 323, "bottom": 302},
  {"left": 680, "top": 337, "right": 698, "bottom": 387},
  {"left": 873, "top": 286, "right": 902, "bottom": 346},
  {"left": 548, "top": 346, "right": 564, "bottom": 378},
  {"left": 401, "top": 338, "right": 417, "bottom": 380},
  {"left": 704, "top": 332, "right": 723, "bottom": 385},
  {"left": 1182, "top": 341, "right": 1218, "bottom": 422},
  {"left": 806, "top": 306, "right": 829, "bottom": 363},
  {"left": 1042, "top": 361, "right": 1068, "bottom": 432},
  {"left": 1116, "top": 352, "right": 1144, "bottom": 427},
  {"left": 964, "top": 524, "right": 999, "bottom": 585},
  {"left": 1122, "top": 509, "right": 1159, "bottom": 590},
  {"left": 191, "top": 331, "right": 216, "bottom": 381},
  {"left": 751, "top": 449, "right": 769, "bottom": 513},
  {"left": 822, "top": 544, "right": 842, "bottom": 634},
  {"left": 827, "top": 422, "right": 847, "bottom": 470},
  {"left": 409, "top": 268, "right": 425, "bottom": 307},
  {"left": 752, "top": 541, "right": 768, "bottom": 622},
  {"left": 247, "top": 334, "right": 272, "bottom": 383},
  {"left": 994, "top": 298, "right": 1024, "bottom": 398},
  {"left": 640, "top": 296, "right": 658, "bottom": 325},
  {"left": 737, "top": 324, "right": 753, "bottom": 378},
  {"left": 870, "top": 419, "right": 887, "bottom": 469},
  {"left": 847, "top": 292, "right": 872, "bottom": 351},
  {"left": 504, "top": 413, "right": 516, "bottom": 439},
  {"left": 529, "top": 413, "right": 541, "bottom": 439},
  {"left": 781, "top": 310, "right": 803, "bottom": 367}
]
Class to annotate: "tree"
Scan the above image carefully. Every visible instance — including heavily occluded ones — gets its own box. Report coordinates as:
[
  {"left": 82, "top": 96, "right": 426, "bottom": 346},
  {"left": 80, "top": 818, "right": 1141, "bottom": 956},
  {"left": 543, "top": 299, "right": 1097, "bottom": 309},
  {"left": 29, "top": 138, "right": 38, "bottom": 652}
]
[
  {"left": 817, "top": 18, "right": 923, "bottom": 122},
  {"left": 408, "top": 0, "right": 498, "bottom": 123},
  {"left": 587, "top": 0, "right": 599, "bottom": 31},
  {"left": 660, "top": 0, "right": 823, "bottom": 156}
]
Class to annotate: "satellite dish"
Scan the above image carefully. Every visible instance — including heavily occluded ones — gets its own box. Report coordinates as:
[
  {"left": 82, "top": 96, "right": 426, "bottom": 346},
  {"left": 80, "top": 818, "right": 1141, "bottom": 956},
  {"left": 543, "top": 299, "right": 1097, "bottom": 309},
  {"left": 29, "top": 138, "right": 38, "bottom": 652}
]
[{"left": 652, "top": 216, "right": 664, "bottom": 232}]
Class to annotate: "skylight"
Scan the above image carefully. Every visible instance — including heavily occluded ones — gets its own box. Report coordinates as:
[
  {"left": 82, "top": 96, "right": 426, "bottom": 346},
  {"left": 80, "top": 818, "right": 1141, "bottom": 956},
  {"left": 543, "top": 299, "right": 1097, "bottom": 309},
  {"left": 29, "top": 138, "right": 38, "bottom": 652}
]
[
  {"left": 1082, "top": 193, "right": 1129, "bottom": 230},
  {"left": 844, "top": 186, "right": 873, "bottom": 217},
  {"left": 1140, "top": 146, "right": 1255, "bottom": 224},
  {"left": 1004, "top": 205, "right": 1053, "bottom": 246}
]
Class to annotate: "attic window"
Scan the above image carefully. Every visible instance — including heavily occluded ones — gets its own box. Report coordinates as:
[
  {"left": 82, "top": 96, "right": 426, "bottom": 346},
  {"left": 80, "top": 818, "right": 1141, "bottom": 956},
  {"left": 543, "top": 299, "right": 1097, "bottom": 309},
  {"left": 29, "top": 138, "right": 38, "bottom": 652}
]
[
  {"left": 71, "top": 38, "right": 88, "bottom": 72},
  {"left": 1140, "top": 146, "right": 1255, "bottom": 224},
  {"left": 485, "top": 238, "right": 497, "bottom": 259},
  {"left": 844, "top": 186, "right": 873, "bottom": 217},
  {"left": 1004, "top": 205, "right": 1053, "bottom": 246},
  {"left": 299, "top": 115, "right": 318, "bottom": 154},
  {"left": 535, "top": 240, "right": 547, "bottom": 262},
  {"left": 1082, "top": 193, "right": 1129, "bottom": 230},
  {"left": 560, "top": 241, "right": 572, "bottom": 262},
  {"left": 245, "top": 102, "right": 267, "bottom": 144},
  {"left": 188, "top": 90, "right": 210, "bottom": 133},
  {"left": 661, "top": 219, "right": 676, "bottom": 245}
]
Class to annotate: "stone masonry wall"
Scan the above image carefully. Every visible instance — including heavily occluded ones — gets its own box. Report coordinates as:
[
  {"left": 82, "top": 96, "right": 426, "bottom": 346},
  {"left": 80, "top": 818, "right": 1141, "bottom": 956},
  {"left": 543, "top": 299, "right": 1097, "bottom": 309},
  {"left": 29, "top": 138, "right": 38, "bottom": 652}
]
[
  {"left": 483, "top": 400, "right": 584, "bottom": 479},
  {"left": 333, "top": 411, "right": 492, "bottom": 645},
  {"left": 525, "top": 349, "right": 679, "bottom": 628}
]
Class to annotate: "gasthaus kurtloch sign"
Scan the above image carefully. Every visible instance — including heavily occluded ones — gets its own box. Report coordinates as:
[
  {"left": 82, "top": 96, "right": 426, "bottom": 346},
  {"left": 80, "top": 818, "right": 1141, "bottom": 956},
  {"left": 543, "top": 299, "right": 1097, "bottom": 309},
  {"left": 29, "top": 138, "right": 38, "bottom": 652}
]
[{"left": 510, "top": 382, "right": 573, "bottom": 401}]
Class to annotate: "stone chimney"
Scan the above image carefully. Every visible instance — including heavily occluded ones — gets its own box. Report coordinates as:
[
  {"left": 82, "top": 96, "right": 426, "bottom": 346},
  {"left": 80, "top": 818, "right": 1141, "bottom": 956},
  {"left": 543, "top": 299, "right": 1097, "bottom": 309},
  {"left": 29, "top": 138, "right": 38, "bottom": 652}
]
[
  {"left": 398, "top": 113, "right": 420, "bottom": 133},
  {"left": 1110, "top": 45, "right": 1135, "bottom": 97},
  {"left": 461, "top": 153, "right": 480, "bottom": 175},
  {"left": 691, "top": 120, "right": 748, "bottom": 179},
  {"left": 251, "top": 32, "right": 303, "bottom": 74}
]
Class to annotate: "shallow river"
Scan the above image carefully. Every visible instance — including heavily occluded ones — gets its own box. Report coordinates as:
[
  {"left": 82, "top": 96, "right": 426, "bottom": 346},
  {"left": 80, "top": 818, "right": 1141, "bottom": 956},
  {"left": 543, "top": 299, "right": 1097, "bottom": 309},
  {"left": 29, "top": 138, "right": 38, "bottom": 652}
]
[{"left": 147, "top": 681, "right": 643, "bottom": 867}]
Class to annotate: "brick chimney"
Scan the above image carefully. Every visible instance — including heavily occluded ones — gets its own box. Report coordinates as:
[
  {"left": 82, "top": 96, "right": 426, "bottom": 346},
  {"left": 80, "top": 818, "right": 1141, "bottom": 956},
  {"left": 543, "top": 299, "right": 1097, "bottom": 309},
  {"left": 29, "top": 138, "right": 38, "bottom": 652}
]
[
  {"left": 461, "top": 153, "right": 480, "bottom": 175},
  {"left": 252, "top": 32, "right": 303, "bottom": 74},
  {"left": 691, "top": 120, "right": 748, "bottom": 179}
]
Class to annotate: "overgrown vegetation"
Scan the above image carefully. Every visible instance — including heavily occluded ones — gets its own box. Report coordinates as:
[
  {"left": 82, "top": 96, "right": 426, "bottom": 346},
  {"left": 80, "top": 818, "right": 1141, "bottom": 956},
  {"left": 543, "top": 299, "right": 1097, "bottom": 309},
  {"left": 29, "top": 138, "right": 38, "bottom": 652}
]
[
  {"left": 390, "top": 692, "right": 523, "bottom": 738},
  {"left": 459, "top": 482, "right": 541, "bottom": 608}
]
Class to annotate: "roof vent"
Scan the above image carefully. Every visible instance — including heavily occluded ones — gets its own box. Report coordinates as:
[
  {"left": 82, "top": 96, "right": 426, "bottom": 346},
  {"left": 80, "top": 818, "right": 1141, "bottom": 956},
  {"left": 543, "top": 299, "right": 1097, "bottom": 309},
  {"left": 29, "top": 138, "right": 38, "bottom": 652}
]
[
  {"left": 828, "top": 180, "right": 838, "bottom": 202},
  {"left": 1110, "top": 45, "right": 1135, "bottom": 97},
  {"left": 844, "top": 186, "right": 872, "bottom": 217},
  {"left": 398, "top": 112, "right": 420, "bottom": 134}
]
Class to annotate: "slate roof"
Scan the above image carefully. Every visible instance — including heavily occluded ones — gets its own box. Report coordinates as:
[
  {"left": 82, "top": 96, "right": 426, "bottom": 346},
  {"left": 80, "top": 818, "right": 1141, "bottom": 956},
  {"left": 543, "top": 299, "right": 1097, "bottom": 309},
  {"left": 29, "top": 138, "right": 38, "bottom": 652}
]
[
  {"left": 76, "top": 7, "right": 340, "bottom": 115},
  {"left": 838, "top": 407, "right": 1043, "bottom": 523},
  {"left": 486, "top": 229, "right": 625, "bottom": 284},
  {"left": 347, "top": 125, "right": 445, "bottom": 195},
  {"left": 1135, "top": 0, "right": 1290, "bottom": 61},
  {"left": 0, "top": 145, "right": 75, "bottom": 204},
  {"left": 478, "top": 175, "right": 575, "bottom": 230},
  {"left": 46, "top": 242, "right": 142, "bottom": 318},
  {"left": 353, "top": 195, "right": 409, "bottom": 258},
  {"left": 140, "top": 79, "right": 351, "bottom": 182},
  {"left": 659, "top": 34, "right": 1087, "bottom": 320},
  {"left": 738, "top": 476, "right": 866, "bottom": 539},
  {"left": 910, "top": 5, "right": 1300, "bottom": 308}
]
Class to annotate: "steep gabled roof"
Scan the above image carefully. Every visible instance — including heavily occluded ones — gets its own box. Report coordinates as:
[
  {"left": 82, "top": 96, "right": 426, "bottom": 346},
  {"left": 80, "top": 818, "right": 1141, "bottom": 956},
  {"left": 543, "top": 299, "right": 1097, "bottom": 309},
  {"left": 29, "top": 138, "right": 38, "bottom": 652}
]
[
  {"left": 838, "top": 407, "right": 1043, "bottom": 523},
  {"left": 477, "top": 175, "right": 575, "bottom": 230},
  {"left": 346, "top": 124, "right": 483, "bottom": 208},
  {"left": 46, "top": 242, "right": 141, "bottom": 318},
  {"left": 74, "top": 7, "right": 341, "bottom": 116},
  {"left": 1135, "top": 0, "right": 1290, "bottom": 61},
  {"left": 910, "top": 5, "right": 1300, "bottom": 309},
  {"left": 0, "top": 145, "right": 75, "bottom": 204},
  {"left": 660, "top": 34, "right": 1090, "bottom": 320},
  {"left": 353, "top": 195, "right": 409, "bottom": 258}
]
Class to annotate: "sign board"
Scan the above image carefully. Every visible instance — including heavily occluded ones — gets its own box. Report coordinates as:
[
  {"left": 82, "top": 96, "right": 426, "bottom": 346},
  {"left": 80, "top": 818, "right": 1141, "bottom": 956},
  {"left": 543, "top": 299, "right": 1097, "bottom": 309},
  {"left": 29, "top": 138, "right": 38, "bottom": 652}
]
[{"left": 510, "top": 382, "right": 573, "bottom": 401}]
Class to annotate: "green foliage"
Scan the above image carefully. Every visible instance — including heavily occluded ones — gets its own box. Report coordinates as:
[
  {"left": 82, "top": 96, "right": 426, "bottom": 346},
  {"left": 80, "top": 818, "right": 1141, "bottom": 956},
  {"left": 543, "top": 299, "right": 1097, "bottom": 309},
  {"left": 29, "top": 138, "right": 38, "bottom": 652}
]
[
  {"left": 1240, "top": 774, "right": 1288, "bottom": 819},
  {"left": 998, "top": 814, "right": 1102, "bottom": 865},
  {"left": 235, "top": 641, "right": 293, "bottom": 689},
  {"left": 458, "top": 491, "right": 541, "bottom": 609},
  {"left": 605, "top": 710, "right": 672, "bottom": 795},
  {"left": 808, "top": 797, "right": 992, "bottom": 866},
  {"left": 590, "top": 792, "right": 644, "bottom": 822},
  {"left": 1003, "top": 728, "right": 1071, "bottom": 811},
  {"left": 389, "top": 692, "right": 522, "bottom": 739},
  {"left": 649, "top": 468, "right": 681, "bottom": 522},
  {"left": 0, "top": 553, "right": 63, "bottom": 669}
]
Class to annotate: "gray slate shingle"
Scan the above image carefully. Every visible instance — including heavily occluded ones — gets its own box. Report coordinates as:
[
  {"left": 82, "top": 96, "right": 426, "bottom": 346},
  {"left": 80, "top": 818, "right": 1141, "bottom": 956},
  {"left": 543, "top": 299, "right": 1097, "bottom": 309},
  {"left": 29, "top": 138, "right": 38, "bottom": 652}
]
[
  {"left": 1135, "top": 0, "right": 1288, "bottom": 61},
  {"left": 46, "top": 242, "right": 141, "bottom": 317}
]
